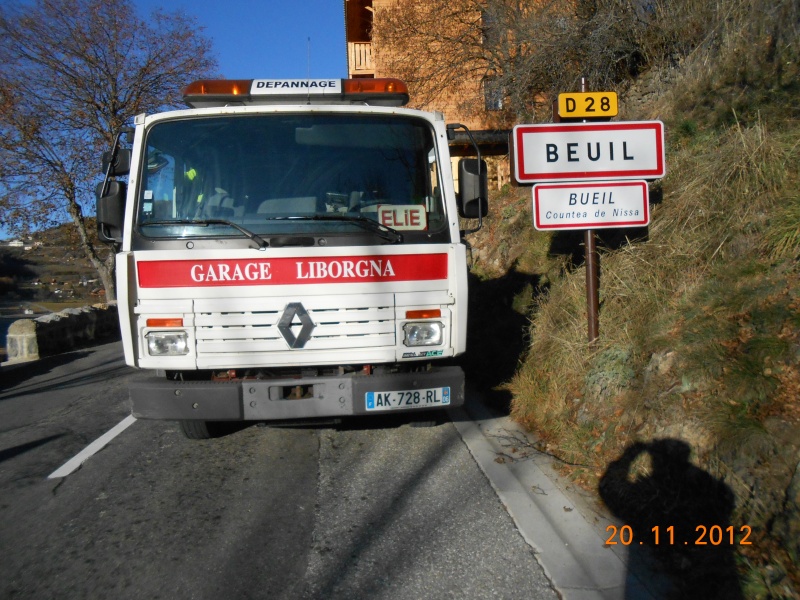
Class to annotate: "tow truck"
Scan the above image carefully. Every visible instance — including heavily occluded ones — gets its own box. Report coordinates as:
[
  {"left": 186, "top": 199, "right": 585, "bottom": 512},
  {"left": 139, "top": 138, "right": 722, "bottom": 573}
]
[{"left": 97, "top": 77, "right": 487, "bottom": 438}]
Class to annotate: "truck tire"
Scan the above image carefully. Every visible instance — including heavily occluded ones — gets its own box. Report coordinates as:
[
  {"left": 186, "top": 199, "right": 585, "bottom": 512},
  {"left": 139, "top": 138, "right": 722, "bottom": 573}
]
[{"left": 178, "top": 420, "right": 216, "bottom": 440}]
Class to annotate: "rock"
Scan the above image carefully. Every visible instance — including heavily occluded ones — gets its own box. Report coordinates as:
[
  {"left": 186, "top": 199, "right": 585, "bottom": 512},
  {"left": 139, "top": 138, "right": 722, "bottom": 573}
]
[
  {"left": 6, "top": 319, "right": 39, "bottom": 361},
  {"left": 644, "top": 351, "right": 676, "bottom": 383}
]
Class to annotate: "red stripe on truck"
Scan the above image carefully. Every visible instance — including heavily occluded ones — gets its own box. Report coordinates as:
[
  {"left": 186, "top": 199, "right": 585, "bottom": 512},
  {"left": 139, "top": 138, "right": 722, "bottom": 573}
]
[{"left": 137, "top": 254, "right": 449, "bottom": 288}]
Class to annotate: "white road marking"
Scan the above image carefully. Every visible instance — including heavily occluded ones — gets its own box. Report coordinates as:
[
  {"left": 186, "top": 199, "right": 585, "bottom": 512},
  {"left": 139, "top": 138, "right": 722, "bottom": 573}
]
[{"left": 47, "top": 415, "right": 137, "bottom": 479}]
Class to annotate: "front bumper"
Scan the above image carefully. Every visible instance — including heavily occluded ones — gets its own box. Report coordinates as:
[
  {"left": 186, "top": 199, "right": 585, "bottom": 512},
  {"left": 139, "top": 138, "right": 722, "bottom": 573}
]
[{"left": 130, "top": 365, "right": 465, "bottom": 421}]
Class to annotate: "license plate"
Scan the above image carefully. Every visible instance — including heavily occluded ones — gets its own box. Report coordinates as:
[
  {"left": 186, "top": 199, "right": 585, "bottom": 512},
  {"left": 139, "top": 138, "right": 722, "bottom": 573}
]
[{"left": 365, "top": 387, "right": 450, "bottom": 411}]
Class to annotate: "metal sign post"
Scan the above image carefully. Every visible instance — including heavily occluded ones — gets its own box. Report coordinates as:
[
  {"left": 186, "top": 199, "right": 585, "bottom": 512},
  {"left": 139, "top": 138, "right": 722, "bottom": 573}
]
[
  {"left": 585, "top": 226, "right": 599, "bottom": 342},
  {"left": 549, "top": 78, "right": 602, "bottom": 343},
  {"left": 579, "top": 79, "right": 599, "bottom": 343},
  {"left": 550, "top": 79, "right": 602, "bottom": 343}
]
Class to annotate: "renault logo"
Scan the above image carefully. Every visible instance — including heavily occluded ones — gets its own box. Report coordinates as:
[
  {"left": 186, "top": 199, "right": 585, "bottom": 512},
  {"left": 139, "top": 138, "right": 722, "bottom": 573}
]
[{"left": 278, "top": 302, "right": 315, "bottom": 348}]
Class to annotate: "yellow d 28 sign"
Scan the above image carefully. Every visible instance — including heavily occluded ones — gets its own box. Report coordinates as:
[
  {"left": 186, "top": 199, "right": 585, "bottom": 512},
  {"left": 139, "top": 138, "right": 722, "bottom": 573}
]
[{"left": 558, "top": 91, "right": 618, "bottom": 118}]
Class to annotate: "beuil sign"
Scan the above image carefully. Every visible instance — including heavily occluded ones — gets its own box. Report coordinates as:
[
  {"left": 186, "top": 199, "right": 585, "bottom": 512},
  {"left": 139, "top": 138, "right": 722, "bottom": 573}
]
[
  {"left": 513, "top": 121, "right": 665, "bottom": 183},
  {"left": 531, "top": 180, "right": 650, "bottom": 231}
]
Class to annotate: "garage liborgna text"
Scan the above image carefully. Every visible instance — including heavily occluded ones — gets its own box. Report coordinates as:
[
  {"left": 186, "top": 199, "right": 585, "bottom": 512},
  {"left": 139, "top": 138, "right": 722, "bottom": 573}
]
[{"left": 189, "top": 259, "right": 396, "bottom": 283}]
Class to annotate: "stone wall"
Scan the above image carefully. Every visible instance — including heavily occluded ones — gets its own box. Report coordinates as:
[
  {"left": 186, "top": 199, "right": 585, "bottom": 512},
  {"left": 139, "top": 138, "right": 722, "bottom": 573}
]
[{"left": 4, "top": 303, "right": 120, "bottom": 363}]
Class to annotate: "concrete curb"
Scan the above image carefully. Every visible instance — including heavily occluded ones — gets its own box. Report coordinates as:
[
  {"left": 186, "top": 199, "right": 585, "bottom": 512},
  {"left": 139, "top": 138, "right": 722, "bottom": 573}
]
[
  {"left": 3, "top": 303, "right": 120, "bottom": 364},
  {"left": 451, "top": 393, "right": 659, "bottom": 600}
]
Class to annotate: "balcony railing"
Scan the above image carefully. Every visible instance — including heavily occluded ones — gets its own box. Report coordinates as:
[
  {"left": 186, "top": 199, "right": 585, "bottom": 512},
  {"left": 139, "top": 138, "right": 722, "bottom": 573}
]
[{"left": 348, "top": 42, "right": 374, "bottom": 76}]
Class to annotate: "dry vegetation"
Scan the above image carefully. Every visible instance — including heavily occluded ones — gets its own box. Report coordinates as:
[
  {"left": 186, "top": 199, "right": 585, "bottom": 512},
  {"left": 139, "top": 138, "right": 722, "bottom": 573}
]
[{"left": 461, "top": 0, "right": 799, "bottom": 596}]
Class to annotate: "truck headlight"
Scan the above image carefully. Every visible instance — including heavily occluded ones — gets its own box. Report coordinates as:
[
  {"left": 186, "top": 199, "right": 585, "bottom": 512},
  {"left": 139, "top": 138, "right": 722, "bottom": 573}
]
[
  {"left": 146, "top": 331, "right": 189, "bottom": 355},
  {"left": 403, "top": 322, "right": 443, "bottom": 346}
]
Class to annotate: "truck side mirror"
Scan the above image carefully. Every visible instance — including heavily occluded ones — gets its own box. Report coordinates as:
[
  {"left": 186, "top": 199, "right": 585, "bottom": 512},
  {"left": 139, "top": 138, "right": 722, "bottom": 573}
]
[
  {"left": 96, "top": 180, "right": 126, "bottom": 244},
  {"left": 457, "top": 158, "right": 488, "bottom": 219},
  {"left": 102, "top": 148, "right": 131, "bottom": 177}
]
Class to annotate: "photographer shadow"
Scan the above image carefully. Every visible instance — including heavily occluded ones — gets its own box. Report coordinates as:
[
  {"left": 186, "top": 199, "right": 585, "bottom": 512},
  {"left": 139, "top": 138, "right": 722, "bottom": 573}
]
[{"left": 599, "top": 439, "right": 744, "bottom": 599}]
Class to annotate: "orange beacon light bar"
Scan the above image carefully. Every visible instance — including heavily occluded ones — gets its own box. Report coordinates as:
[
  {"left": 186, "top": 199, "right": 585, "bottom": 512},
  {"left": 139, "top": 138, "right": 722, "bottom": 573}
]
[{"left": 183, "top": 78, "right": 410, "bottom": 108}]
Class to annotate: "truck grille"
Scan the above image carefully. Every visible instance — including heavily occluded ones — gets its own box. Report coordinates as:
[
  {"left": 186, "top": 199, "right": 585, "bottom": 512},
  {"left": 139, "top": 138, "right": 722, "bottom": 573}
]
[{"left": 193, "top": 293, "right": 395, "bottom": 359}]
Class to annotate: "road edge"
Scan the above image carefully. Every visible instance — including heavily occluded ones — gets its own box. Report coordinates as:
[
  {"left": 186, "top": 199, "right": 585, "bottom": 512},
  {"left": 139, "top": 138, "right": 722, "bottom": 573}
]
[{"left": 450, "top": 392, "right": 658, "bottom": 600}]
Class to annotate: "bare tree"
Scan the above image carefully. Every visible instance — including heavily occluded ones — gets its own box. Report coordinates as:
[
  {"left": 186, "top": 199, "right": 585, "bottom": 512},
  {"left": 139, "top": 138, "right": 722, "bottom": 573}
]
[
  {"left": 373, "top": 0, "right": 492, "bottom": 120},
  {"left": 0, "top": 0, "right": 218, "bottom": 300}
]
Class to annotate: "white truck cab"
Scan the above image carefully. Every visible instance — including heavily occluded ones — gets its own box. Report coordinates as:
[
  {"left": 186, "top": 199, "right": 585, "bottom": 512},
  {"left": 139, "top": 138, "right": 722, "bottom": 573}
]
[{"left": 97, "top": 78, "right": 488, "bottom": 438}]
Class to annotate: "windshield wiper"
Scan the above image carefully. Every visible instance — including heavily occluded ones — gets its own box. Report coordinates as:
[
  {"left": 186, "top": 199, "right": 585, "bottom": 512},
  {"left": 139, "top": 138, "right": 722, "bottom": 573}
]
[
  {"left": 266, "top": 215, "right": 403, "bottom": 244},
  {"left": 140, "top": 219, "right": 268, "bottom": 249}
]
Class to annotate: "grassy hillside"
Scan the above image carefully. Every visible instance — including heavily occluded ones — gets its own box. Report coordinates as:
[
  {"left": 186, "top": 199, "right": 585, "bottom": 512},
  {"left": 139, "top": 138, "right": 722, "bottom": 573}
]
[{"left": 463, "top": 1, "right": 799, "bottom": 597}]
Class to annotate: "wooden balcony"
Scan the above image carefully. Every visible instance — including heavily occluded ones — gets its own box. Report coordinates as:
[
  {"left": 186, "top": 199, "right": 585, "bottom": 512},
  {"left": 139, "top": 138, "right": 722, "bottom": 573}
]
[{"left": 348, "top": 42, "right": 374, "bottom": 76}]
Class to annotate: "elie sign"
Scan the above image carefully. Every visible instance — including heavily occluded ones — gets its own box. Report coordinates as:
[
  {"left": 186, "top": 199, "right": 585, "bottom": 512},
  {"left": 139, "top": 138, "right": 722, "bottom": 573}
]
[{"left": 513, "top": 121, "right": 665, "bottom": 183}]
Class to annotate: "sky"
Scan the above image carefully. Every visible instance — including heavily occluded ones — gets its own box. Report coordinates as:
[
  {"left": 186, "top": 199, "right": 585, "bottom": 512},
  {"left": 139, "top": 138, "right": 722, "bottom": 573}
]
[
  {"left": 135, "top": 0, "right": 348, "bottom": 79},
  {"left": 1, "top": 0, "right": 347, "bottom": 240}
]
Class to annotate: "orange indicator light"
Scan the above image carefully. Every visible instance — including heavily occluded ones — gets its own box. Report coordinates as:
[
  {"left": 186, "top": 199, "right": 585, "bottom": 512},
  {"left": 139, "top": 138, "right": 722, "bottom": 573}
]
[
  {"left": 406, "top": 309, "right": 441, "bottom": 319},
  {"left": 146, "top": 318, "right": 183, "bottom": 327}
]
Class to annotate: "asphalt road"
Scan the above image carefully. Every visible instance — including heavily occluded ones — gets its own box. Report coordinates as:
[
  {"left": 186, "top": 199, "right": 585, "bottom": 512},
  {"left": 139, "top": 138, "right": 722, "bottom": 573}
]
[{"left": 0, "top": 343, "right": 559, "bottom": 599}]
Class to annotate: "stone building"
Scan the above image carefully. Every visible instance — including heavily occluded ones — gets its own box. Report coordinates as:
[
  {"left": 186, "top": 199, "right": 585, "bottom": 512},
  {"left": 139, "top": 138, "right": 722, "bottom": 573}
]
[{"left": 343, "top": 0, "right": 511, "bottom": 189}]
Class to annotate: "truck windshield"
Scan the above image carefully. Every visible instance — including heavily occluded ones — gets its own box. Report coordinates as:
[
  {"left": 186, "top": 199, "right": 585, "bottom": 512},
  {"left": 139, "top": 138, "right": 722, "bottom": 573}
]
[{"left": 136, "top": 114, "right": 448, "bottom": 244}]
